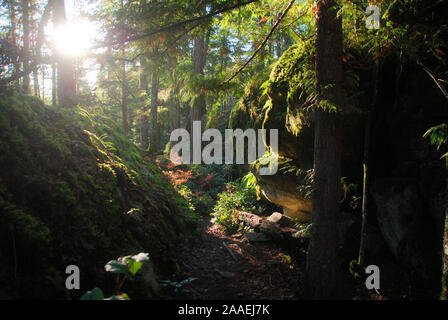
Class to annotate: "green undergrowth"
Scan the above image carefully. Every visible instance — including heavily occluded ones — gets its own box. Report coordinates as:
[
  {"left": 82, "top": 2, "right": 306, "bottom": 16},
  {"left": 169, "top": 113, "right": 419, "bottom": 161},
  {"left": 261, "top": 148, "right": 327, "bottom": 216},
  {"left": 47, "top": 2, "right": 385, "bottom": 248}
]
[
  {"left": 211, "top": 181, "right": 258, "bottom": 233},
  {"left": 0, "top": 91, "right": 188, "bottom": 299}
]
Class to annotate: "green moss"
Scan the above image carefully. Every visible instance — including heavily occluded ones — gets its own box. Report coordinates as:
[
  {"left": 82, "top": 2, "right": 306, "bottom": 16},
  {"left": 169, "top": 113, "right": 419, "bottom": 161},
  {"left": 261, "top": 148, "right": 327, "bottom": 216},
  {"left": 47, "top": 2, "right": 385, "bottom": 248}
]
[
  {"left": 229, "top": 68, "right": 271, "bottom": 130},
  {"left": 264, "top": 39, "right": 315, "bottom": 135},
  {"left": 0, "top": 91, "right": 188, "bottom": 299},
  {"left": 230, "top": 39, "right": 316, "bottom": 161}
]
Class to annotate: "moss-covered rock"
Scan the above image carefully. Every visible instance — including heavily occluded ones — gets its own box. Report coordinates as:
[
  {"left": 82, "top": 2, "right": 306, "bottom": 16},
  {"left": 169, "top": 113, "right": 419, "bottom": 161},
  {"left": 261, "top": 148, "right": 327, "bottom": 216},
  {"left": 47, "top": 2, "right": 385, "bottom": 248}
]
[
  {"left": 229, "top": 41, "right": 317, "bottom": 221},
  {"left": 229, "top": 69, "right": 271, "bottom": 131},
  {"left": 262, "top": 40, "right": 315, "bottom": 161},
  {"left": 0, "top": 91, "right": 189, "bottom": 299}
]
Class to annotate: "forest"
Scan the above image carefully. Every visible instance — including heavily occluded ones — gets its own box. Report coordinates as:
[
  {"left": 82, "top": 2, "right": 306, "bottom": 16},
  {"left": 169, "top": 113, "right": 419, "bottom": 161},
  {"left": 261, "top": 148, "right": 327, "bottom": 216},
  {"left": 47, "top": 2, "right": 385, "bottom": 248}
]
[{"left": 0, "top": 0, "right": 447, "bottom": 301}]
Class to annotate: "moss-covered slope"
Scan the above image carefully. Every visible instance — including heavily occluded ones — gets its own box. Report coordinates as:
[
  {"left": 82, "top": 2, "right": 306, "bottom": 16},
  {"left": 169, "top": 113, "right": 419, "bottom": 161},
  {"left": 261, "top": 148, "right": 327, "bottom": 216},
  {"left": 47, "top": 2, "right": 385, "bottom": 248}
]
[{"left": 0, "top": 91, "right": 188, "bottom": 299}]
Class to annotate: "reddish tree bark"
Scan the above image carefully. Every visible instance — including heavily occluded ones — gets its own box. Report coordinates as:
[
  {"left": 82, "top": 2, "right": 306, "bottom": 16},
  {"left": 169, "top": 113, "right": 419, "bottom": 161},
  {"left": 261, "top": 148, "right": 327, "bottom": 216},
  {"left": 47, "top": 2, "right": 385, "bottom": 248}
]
[{"left": 305, "top": 0, "right": 345, "bottom": 299}]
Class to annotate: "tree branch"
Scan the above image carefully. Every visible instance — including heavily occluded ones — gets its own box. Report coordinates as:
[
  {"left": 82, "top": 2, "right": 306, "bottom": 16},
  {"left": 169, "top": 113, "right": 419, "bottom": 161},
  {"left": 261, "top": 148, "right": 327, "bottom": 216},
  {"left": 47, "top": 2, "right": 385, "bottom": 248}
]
[
  {"left": 93, "top": 0, "right": 260, "bottom": 49},
  {"left": 220, "top": 0, "right": 296, "bottom": 88},
  {"left": 417, "top": 60, "right": 448, "bottom": 100}
]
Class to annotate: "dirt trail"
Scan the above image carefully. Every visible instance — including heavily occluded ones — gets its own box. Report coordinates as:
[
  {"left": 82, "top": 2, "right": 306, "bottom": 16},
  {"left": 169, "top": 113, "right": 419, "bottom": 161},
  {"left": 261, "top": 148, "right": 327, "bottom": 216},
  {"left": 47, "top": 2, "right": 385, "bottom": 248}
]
[{"left": 172, "top": 218, "right": 307, "bottom": 300}]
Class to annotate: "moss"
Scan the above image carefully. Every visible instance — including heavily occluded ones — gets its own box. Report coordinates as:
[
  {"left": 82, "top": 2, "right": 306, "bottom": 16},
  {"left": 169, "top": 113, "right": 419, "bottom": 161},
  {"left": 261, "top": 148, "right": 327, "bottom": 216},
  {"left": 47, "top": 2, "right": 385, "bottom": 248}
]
[
  {"left": 0, "top": 91, "right": 188, "bottom": 299},
  {"left": 230, "top": 39, "right": 316, "bottom": 161},
  {"left": 229, "top": 68, "right": 271, "bottom": 130}
]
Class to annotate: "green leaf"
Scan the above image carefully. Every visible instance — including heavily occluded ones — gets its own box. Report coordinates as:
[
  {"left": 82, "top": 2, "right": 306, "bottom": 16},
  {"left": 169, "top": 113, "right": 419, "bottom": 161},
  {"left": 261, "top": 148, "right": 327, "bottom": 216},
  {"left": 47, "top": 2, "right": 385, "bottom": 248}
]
[
  {"left": 126, "top": 258, "right": 143, "bottom": 276},
  {"left": 105, "top": 259, "right": 128, "bottom": 274},
  {"left": 125, "top": 252, "right": 149, "bottom": 275},
  {"left": 80, "top": 287, "right": 105, "bottom": 300}
]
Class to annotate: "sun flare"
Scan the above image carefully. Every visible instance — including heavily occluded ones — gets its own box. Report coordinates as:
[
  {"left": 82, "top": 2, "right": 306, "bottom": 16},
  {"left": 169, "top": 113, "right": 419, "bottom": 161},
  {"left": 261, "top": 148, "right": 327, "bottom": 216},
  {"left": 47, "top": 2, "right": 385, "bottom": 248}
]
[{"left": 53, "top": 20, "right": 96, "bottom": 56}]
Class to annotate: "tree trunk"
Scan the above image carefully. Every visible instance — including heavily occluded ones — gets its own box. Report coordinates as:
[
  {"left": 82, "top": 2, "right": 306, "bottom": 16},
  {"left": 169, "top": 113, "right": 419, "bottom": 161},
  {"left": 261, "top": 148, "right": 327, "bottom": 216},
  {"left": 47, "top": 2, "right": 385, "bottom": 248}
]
[
  {"left": 121, "top": 48, "right": 129, "bottom": 134},
  {"left": 442, "top": 210, "right": 448, "bottom": 299},
  {"left": 51, "top": 62, "right": 57, "bottom": 105},
  {"left": 174, "top": 84, "right": 181, "bottom": 130},
  {"left": 53, "top": 0, "right": 76, "bottom": 107},
  {"left": 33, "top": 69, "right": 40, "bottom": 97},
  {"left": 167, "top": 56, "right": 181, "bottom": 130},
  {"left": 442, "top": 165, "right": 448, "bottom": 299},
  {"left": 186, "top": 31, "right": 208, "bottom": 133},
  {"left": 41, "top": 65, "right": 45, "bottom": 102},
  {"left": 305, "top": 0, "right": 344, "bottom": 299},
  {"left": 22, "top": 0, "right": 31, "bottom": 93},
  {"left": 140, "top": 56, "right": 149, "bottom": 150},
  {"left": 32, "top": 8, "right": 40, "bottom": 98},
  {"left": 10, "top": 0, "right": 20, "bottom": 77},
  {"left": 149, "top": 70, "right": 160, "bottom": 153},
  {"left": 358, "top": 61, "right": 379, "bottom": 267}
]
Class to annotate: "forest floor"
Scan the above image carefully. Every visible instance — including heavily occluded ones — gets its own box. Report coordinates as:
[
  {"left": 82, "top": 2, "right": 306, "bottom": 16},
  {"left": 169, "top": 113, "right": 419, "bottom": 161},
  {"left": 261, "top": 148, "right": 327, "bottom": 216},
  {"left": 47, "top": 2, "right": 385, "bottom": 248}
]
[
  {"left": 156, "top": 162, "right": 394, "bottom": 300},
  {"left": 168, "top": 217, "right": 307, "bottom": 300},
  {"left": 166, "top": 217, "right": 399, "bottom": 300}
]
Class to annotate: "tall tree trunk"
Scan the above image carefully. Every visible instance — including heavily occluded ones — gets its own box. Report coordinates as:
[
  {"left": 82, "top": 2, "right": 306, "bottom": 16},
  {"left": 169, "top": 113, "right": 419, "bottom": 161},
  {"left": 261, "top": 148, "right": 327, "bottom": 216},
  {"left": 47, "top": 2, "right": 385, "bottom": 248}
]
[
  {"left": 174, "top": 84, "right": 181, "bottom": 130},
  {"left": 149, "top": 70, "right": 159, "bottom": 153},
  {"left": 358, "top": 60, "right": 379, "bottom": 267},
  {"left": 121, "top": 48, "right": 129, "bottom": 134},
  {"left": 167, "top": 56, "right": 181, "bottom": 130},
  {"left": 442, "top": 165, "right": 448, "bottom": 299},
  {"left": 41, "top": 64, "right": 45, "bottom": 102},
  {"left": 31, "top": 1, "right": 40, "bottom": 97},
  {"left": 51, "top": 62, "right": 57, "bottom": 105},
  {"left": 33, "top": 69, "right": 40, "bottom": 97},
  {"left": 53, "top": 0, "right": 76, "bottom": 107},
  {"left": 186, "top": 31, "right": 208, "bottom": 133},
  {"left": 22, "top": 0, "right": 31, "bottom": 93},
  {"left": 10, "top": 0, "right": 20, "bottom": 77},
  {"left": 140, "top": 56, "right": 149, "bottom": 150},
  {"left": 306, "top": 0, "right": 345, "bottom": 299},
  {"left": 443, "top": 211, "right": 448, "bottom": 299}
]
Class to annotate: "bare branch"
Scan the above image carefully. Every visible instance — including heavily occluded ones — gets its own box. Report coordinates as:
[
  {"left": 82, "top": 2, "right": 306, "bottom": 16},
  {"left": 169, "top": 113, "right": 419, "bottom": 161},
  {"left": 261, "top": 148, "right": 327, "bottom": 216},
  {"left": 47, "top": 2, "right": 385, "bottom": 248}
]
[{"left": 417, "top": 60, "right": 448, "bottom": 100}]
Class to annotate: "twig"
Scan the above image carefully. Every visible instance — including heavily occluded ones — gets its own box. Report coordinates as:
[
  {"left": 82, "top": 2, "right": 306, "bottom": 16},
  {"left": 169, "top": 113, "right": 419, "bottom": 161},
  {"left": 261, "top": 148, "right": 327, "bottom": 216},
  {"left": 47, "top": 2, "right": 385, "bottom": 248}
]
[
  {"left": 417, "top": 60, "right": 448, "bottom": 100},
  {"left": 222, "top": 241, "right": 238, "bottom": 261}
]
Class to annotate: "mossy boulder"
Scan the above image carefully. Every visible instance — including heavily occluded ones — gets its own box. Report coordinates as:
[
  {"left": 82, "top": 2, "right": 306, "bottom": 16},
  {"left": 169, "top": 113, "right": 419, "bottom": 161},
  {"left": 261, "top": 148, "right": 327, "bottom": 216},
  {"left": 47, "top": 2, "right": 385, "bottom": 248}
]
[
  {"left": 262, "top": 40, "right": 315, "bottom": 161},
  {"left": 0, "top": 91, "right": 189, "bottom": 299},
  {"left": 230, "top": 41, "right": 317, "bottom": 221},
  {"left": 230, "top": 38, "right": 366, "bottom": 221}
]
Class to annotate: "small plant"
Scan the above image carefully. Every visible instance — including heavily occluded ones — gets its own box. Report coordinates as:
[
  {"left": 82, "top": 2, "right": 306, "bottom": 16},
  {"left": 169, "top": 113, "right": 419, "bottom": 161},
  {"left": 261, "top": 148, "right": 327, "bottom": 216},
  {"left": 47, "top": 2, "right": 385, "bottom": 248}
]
[
  {"left": 279, "top": 163, "right": 314, "bottom": 200},
  {"left": 211, "top": 182, "right": 257, "bottom": 233},
  {"left": 241, "top": 172, "right": 257, "bottom": 189},
  {"left": 160, "top": 277, "right": 198, "bottom": 295},
  {"left": 80, "top": 252, "right": 150, "bottom": 300},
  {"left": 423, "top": 123, "right": 448, "bottom": 159},
  {"left": 176, "top": 185, "right": 203, "bottom": 224}
]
